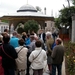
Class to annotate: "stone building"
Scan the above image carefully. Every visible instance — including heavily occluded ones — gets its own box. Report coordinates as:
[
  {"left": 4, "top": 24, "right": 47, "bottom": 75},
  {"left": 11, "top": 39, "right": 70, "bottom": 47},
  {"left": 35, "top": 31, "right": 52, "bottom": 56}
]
[
  {"left": 0, "top": 4, "right": 55, "bottom": 33},
  {"left": 0, "top": 22, "right": 9, "bottom": 33}
]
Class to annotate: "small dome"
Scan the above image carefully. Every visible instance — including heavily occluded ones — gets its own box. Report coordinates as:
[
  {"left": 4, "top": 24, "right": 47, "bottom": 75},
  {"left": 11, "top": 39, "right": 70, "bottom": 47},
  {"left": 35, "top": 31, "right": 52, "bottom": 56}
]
[{"left": 17, "top": 4, "right": 37, "bottom": 12}]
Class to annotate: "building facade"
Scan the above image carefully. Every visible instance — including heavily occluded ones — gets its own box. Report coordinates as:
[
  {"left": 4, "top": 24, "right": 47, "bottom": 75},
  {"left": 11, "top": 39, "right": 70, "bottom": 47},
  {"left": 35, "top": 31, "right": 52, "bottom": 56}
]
[
  {"left": 0, "top": 4, "right": 55, "bottom": 33},
  {"left": 0, "top": 22, "right": 9, "bottom": 33}
]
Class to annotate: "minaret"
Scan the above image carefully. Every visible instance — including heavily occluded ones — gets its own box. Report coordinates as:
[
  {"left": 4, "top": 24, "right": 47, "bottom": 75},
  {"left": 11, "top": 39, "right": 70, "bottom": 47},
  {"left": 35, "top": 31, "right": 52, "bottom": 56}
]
[
  {"left": 51, "top": 10, "right": 53, "bottom": 17},
  {"left": 44, "top": 7, "right": 46, "bottom": 15},
  {"left": 27, "top": 0, "right": 28, "bottom": 4},
  {"left": 55, "top": 12, "right": 58, "bottom": 18}
]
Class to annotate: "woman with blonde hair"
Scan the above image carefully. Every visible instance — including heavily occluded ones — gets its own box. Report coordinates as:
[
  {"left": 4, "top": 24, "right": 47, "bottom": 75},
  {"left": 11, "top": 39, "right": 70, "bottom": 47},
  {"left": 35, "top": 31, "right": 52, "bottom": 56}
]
[{"left": 22, "top": 32, "right": 27, "bottom": 41}]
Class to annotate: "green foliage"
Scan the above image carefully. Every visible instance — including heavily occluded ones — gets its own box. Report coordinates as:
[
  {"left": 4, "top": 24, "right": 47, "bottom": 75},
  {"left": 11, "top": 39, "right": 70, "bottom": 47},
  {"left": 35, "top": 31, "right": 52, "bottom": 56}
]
[
  {"left": 24, "top": 20, "right": 39, "bottom": 33},
  {"left": 35, "top": 6, "right": 41, "bottom": 11},
  {"left": 71, "top": 0, "right": 75, "bottom": 5},
  {"left": 2, "top": 20, "right": 9, "bottom": 23},
  {"left": 55, "top": 18, "right": 61, "bottom": 28},
  {"left": 18, "top": 23, "right": 23, "bottom": 27},
  {"left": 56, "top": 6, "right": 75, "bottom": 28},
  {"left": 17, "top": 27, "right": 24, "bottom": 34},
  {"left": 64, "top": 41, "right": 75, "bottom": 75}
]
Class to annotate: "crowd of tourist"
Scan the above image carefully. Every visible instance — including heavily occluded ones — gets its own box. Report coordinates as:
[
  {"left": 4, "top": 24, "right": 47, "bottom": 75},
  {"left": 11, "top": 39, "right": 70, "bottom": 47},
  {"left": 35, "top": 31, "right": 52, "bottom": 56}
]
[{"left": 0, "top": 29, "right": 65, "bottom": 75}]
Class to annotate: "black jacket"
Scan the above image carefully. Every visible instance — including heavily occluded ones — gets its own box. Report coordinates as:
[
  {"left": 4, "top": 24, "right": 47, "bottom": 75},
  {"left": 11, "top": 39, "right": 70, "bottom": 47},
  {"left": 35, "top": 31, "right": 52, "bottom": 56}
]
[
  {"left": 0, "top": 43, "right": 18, "bottom": 69},
  {"left": 39, "top": 33, "right": 46, "bottom": 43}
]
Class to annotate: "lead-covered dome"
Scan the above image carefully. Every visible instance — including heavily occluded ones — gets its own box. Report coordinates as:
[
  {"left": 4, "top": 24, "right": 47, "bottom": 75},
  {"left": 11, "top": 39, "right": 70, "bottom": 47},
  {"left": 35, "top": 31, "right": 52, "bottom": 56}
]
[{"left": 17, "top": 4, "right": 37, "bottom": 12}]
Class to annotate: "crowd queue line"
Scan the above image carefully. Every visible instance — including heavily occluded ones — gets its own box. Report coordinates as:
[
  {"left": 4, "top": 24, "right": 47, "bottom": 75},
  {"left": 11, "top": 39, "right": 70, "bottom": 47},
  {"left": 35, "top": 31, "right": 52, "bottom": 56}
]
[{"left": 0, "top": 29, "right": 64, "bottom": 75}]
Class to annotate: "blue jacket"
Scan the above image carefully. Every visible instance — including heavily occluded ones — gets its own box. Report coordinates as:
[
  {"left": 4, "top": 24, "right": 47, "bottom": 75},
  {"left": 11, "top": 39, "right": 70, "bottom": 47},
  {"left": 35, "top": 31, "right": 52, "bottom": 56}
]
[
  {"left": 10, "top": 36, "right": 19, "bottom": 48},
  {"left": 51, "top": 42, "right": 56, "bottom": 50},
  {"left": 25, "top": 38, "right": 31, "bottom": 45}
]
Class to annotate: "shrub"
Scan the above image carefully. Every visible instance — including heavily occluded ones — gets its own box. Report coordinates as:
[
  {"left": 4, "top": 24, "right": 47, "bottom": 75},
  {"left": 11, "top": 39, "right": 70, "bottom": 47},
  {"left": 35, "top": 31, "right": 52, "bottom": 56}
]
[{"left": 64, "top": 41, "right": 75, "bottom": 75}]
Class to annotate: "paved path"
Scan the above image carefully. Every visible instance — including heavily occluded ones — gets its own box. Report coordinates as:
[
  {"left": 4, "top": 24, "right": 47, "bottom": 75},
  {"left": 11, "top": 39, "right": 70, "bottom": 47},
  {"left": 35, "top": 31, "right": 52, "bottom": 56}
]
[
  {"left": 61, "top": 57, "right": 66, "bottom": 75},
  {"left": 29, "top": 57, "right": 66, "bottom": 75}
]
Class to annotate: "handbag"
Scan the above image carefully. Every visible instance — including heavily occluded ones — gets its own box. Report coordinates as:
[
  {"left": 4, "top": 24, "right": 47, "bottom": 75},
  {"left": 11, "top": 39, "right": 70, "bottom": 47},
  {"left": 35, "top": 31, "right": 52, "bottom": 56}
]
[
  {"left": 30, "top": 49, "right": 42, "bottom": 67},
  {"left": 30, "top": 50, "right": 42, "bottom": 70},
  {"left": 17, "top": 46, "right": 24, "bottom": 54}
]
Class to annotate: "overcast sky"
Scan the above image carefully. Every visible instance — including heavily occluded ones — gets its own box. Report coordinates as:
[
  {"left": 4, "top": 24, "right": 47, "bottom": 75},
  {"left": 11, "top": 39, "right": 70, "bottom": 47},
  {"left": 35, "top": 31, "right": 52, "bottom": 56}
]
[{"left": 0, "top": 0, "right": 72, "bottom": 17}]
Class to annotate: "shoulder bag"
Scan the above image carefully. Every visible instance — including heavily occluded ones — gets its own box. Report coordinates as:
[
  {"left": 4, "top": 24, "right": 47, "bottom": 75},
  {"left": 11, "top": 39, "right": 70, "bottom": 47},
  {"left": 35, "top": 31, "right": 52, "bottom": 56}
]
[
  {"left": 17, "top": 46, "right": 24, "bottom": 54},
  {"left": 1, "top": 45, "right": 14, "bottom": 60},
  {"left": 33, "top": 49, "right": 42, "bottom": 61}
]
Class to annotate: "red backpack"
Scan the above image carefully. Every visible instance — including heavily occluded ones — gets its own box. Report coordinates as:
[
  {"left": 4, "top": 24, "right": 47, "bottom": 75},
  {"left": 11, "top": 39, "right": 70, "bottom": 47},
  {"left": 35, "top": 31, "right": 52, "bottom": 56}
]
[{"left": 0, "top": 56, "right": 4, "bottom": 75}]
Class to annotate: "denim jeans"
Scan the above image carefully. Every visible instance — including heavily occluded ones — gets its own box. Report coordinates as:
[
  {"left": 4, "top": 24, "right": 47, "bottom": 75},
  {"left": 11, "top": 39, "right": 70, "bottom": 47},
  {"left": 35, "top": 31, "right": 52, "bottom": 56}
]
[
  {"left": 52, "top": 64, "right": 62, "bottom": 75},
  {"left": 4, "top": 68, "right": 15, "bottom": 75}
]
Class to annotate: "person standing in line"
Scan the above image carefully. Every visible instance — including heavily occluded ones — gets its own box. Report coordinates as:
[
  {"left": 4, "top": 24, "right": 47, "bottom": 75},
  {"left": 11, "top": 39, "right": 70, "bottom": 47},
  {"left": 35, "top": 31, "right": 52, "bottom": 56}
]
[
  {"left": 39, "top": 29, "right": 46, "bottom": 43},
  {"left": 22, "top": 32, "right": 27, "bottom": 41},
  {"left": 15, "top": 38, "right": 28, "bottom": 75},
  {"left": 0, "top": 36, "right": 2, "bottom": 46},
  {"left": 29, "top": 40, "right": 47, "bottom": 75},
  {"left": 35, "top": 36, "right": 45, "bottom": 50},
  {"left": 46, "top": 33, "right": 54, "bottom": 75},
  {"left": 0, "top": 35, "right": 18, "bottom": 75},
  {"left": 26, "top": 34, "right": 36, "bottom": 75},
  {"left": 0, "top": 36, "right": 4, "bottom": 75},
  {"left": 10, "top": 31, "right": 19, "bottom": 48},
  {"left": 25, "top": 34, "right": 31, "bottom": 46},
  {"left": 51, "top": 38, "right": 65, "bottom": 75},
  {"left": 4, "top": 29, "right": 9, "bottom": 36},
  {"left": 28, "top": 35, "right": 36, "bottom": 53},
  {"left": 31, "top": 31, "right": 37, "bottom": 38}
]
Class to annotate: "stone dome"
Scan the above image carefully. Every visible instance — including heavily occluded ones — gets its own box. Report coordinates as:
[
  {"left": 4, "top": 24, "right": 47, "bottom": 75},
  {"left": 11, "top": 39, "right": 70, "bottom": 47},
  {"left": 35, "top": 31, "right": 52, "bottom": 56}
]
[{"left": 17, "top": 4, "right": 37, "bottom": 12}]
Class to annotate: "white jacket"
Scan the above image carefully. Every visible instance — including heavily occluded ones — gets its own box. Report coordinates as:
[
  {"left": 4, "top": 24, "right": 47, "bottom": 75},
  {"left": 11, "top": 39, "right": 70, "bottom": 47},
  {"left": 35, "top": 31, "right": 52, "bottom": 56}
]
[
  {"left": 15, "top": 46, "right": 28, "bottom": 71},
  {"left": 29, "top": 47, "right": 47, "bottom": 69}
]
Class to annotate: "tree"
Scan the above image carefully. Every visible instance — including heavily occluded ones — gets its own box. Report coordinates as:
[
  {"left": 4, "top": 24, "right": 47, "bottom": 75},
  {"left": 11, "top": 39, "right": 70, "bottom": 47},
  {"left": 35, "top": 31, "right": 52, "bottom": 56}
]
[
  {"left": 35, "top": 6, "right": 41, "bottom": 11},
  {"left": 16, "top": 23, "right": 24, "bottom": 34},
  {"left": 17, "top": 27, "right": 24, "bottom": 34},
  {"left": 55, "top": 6, "right": 75, "bottom": 39},
  {"left": 71, "top": 0, "right": 75, "bottom": 5},
  {"left": 59, "top": 6, "right": 75, "bottom": 27},
  {"left": 55, "top": 17, "right": 61, "bottom": 28},
  {"left": 24, "top": 20, "right": 39, "bottom": 34}
]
